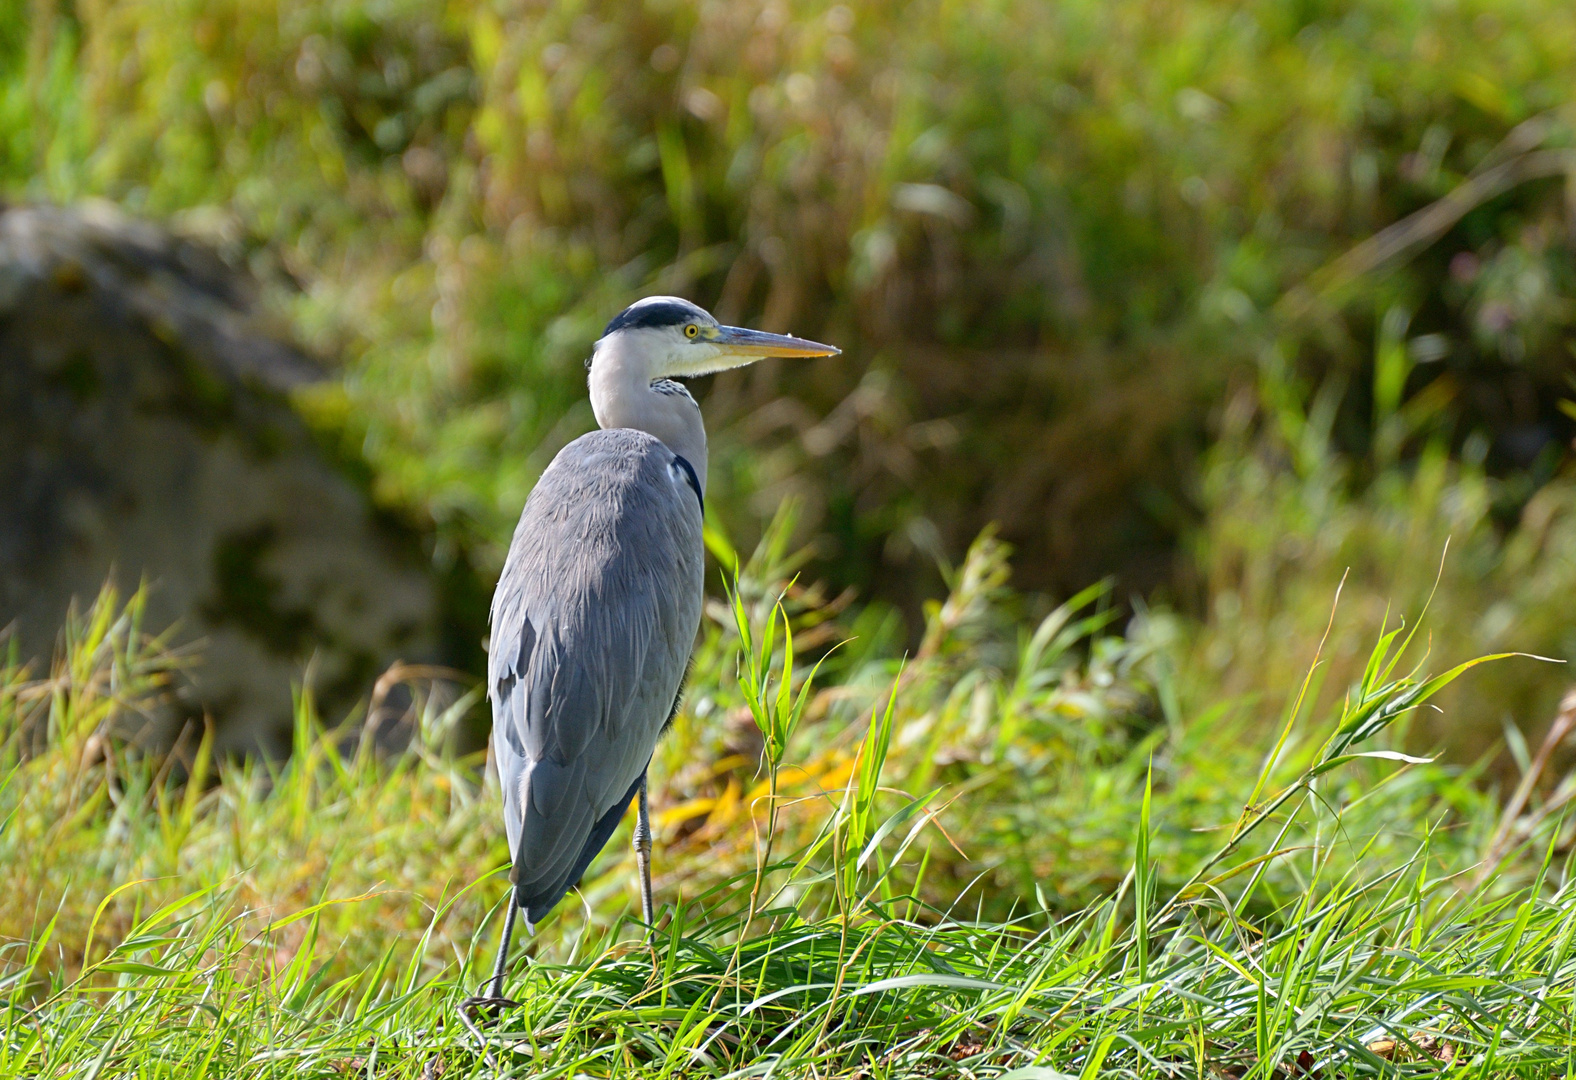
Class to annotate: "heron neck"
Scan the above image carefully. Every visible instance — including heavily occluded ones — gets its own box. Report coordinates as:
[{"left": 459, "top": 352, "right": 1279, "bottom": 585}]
[{"left": 588, "top": 337, "right": 709, "bottom": 493}]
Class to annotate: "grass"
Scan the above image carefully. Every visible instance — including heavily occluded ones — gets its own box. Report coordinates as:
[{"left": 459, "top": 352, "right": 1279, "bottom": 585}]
[
  {"left": 4, "top": 530, "right": 1574, "bottom": 1077},
  {"left": 12, "top": 858, "right": 1576, "bottom": 1078}
]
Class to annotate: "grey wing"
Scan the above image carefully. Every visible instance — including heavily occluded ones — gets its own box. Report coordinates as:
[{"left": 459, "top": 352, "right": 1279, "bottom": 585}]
[{"left": 488, "top": 429, "right": 704, "bottom": 924}]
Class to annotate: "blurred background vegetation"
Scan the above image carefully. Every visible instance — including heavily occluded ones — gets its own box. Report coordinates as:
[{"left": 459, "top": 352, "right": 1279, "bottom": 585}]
[{"left": 5, "top": 0, "right": 1576, "bottom": 758}]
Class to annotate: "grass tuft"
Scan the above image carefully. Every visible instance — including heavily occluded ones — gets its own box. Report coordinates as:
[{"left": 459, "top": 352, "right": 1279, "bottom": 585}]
[{"left": 3, "top": 545, "right": 1573, "bottom": 1076}]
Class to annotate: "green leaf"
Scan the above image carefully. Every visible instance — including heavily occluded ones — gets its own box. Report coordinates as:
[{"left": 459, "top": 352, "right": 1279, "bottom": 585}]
[{"left": 1311, "top": 750, "right": 1436, "bottom": 776}]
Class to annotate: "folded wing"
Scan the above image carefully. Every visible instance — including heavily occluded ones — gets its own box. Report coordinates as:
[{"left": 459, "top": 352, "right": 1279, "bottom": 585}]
[{"left": 488, "top": 428, "right": 705, "bottom": 925}]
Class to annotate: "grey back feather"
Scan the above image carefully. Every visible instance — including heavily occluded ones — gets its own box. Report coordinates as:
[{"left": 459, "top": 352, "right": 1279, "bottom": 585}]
[{"left": 489, "top": 428, "right": 704, "bottom": 923}]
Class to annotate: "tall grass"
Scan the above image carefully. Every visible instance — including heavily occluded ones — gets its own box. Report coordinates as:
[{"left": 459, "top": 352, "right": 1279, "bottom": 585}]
[{"left": 4, "top": 536, "right": 1572, "bottom": 1076}]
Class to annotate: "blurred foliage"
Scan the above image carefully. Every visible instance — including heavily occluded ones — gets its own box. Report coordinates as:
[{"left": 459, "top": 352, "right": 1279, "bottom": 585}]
[
  {"left": 6, "top": 0, "right": 1576, "bottom": 747},
  {"left": 1189, "top": 371, "right": 1576, "bottom": 765}
]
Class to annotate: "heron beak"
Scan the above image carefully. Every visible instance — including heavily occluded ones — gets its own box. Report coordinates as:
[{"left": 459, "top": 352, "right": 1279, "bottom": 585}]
[{"left": 709, "top": 325, "right": 841, "bottom": 359}]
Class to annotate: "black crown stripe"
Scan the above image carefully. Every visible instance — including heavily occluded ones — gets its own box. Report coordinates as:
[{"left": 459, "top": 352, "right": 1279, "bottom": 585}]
[{"left": 602, "top": 298, "right": 709, "bottom": 336}]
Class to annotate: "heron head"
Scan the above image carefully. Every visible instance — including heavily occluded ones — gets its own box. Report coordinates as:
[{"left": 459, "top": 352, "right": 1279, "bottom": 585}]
[{"left": 595, "top": 296, "right": 840, "bottom": 379}]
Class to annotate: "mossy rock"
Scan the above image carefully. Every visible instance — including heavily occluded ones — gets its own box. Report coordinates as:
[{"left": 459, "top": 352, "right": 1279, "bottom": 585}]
[{"left": 0, "top": 202, "right": 456, "bottom": 753}]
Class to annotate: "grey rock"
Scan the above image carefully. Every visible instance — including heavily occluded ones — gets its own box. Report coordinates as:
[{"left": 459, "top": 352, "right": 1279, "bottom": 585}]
[{"left": 0, "top": 202, "right": 446, "bottom": 754}]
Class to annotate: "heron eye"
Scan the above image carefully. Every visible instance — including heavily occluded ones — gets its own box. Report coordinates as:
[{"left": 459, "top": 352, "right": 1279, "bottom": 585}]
[{"left": 684, "top": 323, "right": 699, "bottom": 338}]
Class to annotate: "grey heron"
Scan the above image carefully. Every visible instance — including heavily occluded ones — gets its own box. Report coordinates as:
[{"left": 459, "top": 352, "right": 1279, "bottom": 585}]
[{"left": 463, "top": 296, "right": 839, "bottom": 1026}]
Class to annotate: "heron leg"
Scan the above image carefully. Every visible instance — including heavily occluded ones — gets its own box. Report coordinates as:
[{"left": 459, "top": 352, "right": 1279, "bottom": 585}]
[
  {"left": 485, "top": 890, "right": 520, "bottom": 1000},
  {"left": 634, "top": 775, "right": 655, "bottom": 929},
  {"left": 459, "top": 883, "right": 523, "bottom": 1067}
]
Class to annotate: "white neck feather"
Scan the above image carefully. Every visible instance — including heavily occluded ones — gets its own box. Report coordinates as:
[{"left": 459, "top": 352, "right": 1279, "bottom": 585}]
[{"left": 588, "top": 334, "right": 709, "bottom": 493}]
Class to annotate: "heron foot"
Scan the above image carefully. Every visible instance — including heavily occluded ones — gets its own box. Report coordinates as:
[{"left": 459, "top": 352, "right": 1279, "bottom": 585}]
[{"left": 458, "top": 993, "right": 522, "bottom": 1070}]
